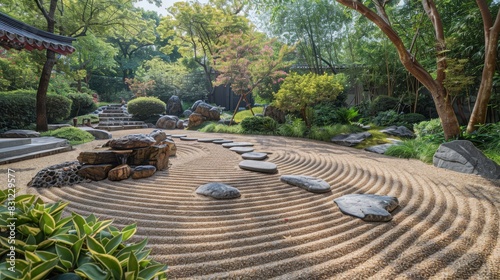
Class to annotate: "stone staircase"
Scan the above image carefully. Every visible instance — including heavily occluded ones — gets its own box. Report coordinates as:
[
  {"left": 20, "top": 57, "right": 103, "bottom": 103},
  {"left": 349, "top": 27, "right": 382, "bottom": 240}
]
[
  {"left": 0, "top": 137, "right": 72, "bottom": 165},
  {"left": 95, "top": 104, "right": 148, "bottom": 131}
]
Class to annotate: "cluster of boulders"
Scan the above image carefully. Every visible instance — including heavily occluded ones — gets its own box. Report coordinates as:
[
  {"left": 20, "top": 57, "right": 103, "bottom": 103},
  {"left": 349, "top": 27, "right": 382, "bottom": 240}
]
[
  {"left": 29, "top": 130, "right": 177, "bottom": 188},
  {"left": 156, "top": 98, "right": 221, "bottom": 129}
]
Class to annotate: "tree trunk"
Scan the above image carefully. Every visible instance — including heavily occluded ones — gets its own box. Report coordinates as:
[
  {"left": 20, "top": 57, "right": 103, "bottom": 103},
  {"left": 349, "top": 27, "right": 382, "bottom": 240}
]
[
  {"left": 36, "top": 50, "right": 57, "bottom": 131},
  {"left": 467, "top": 1, "right": 500, "bottom": 132},
  {"left": 336, "top": 0, "right": 461, "bottom": 140}
]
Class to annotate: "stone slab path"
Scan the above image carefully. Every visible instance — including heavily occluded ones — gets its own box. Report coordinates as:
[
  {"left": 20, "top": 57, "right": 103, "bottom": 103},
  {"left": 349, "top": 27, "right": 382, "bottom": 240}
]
[{"left": 6, "top": 129, "right": 500, "bottom": 279}]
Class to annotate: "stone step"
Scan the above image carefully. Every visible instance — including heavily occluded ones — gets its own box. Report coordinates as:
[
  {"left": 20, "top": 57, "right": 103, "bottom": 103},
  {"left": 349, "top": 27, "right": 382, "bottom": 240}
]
[
  {"left": 101, "top": 109, "right": 125, "bottom": 114},
  {"left": 97, "top": 121, "right": 145, "bottom": 126},
  {"left": 0, "top": 138, "right": 31, "bottom": 149},
  {"left": 95, "top": 124, "right": 148, "bottom": 131},
  {"left": 98, "top": 117, "right": 133, "bottom": 122},
  {"left": 0, "top": 137, "right": 72, "bottom": 165},
  {"left": 98, "top": 113, "right": 129, "bottom": 117}
]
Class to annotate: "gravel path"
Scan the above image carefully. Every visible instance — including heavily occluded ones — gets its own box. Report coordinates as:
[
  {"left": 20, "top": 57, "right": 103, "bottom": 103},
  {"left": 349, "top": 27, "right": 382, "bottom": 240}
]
[{"left": 2, "top": 128, "right": 499, "bottom": 279}]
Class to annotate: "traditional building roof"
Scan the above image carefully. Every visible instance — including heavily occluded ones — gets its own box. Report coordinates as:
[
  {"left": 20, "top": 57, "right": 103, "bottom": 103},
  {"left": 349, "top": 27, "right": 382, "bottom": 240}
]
[{"left": 0, "top": 12, "right": 75, "bottom": 55}]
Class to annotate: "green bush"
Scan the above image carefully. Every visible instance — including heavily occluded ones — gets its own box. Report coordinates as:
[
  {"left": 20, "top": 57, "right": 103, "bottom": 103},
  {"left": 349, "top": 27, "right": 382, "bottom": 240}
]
[
  {"left": 0, "top": 190, "right": 167, "bottom": 279},
  {"left": 241, "top": 116, "right": 278, "bottom": 134},
  {"left": 413, "top": 119, "right": 444, "bottom": 143},
  {"left": 0, "top": 90, "right": 36, "bottom": 131},
  {"left": 46, "top": 94, "right": 72, "bottom": 123},
  {"left": 372, "top": 110, "right": 400, "bottom": 127},
  {"left": 127, "top": 97, "right": 166, "bottom": 120},
  {"left": 67, "top": 92, "right": 97, "bottom": 118},
  {"left": 42, "top": 127, "right": 95, "bottom": 145},
  {"left": 277, "top": 116, "right": 307, "bottom": 138},
  {"left": 369, "top": 95, "right": 399, "bottom": 115},
  {"left": 334, "top": 107, "right": 359, "bottom": 125}
]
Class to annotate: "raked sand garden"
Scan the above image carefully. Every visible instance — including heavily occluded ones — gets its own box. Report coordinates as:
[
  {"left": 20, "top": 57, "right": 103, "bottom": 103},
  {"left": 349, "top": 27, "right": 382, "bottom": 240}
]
[{"left": 3, "top": 128, "right": 500, "bottom": 279}]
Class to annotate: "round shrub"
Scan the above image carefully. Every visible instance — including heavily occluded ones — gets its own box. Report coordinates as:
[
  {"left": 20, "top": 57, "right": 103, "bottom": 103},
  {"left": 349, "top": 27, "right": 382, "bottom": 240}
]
[
  {"left": 413, "top": 118, "right": 443, "bottom": 138},
  {"left": 46, "top": 94, "right": 72, "bottom": 123},
  {"left": 241, "top": 116, "right": 278, "bottom": 133},
  {"left": 372, "top": 110, "right": 400, "bottom": 127},
  {"left": 67, "top": 92, "right": 98, "bottom": 117},
  {"left": 43, "top": 126, "right": 95, "bottom": 145},
  {"left": 370, "top": 95, "right": 399, "bottom": 115},
  {"left": 127, "top": 97, "right": 166, "bottom": 120}
]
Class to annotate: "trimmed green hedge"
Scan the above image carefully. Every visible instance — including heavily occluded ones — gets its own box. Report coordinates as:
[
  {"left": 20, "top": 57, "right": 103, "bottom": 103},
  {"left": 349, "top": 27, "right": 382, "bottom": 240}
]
[
  {"left": 66, "top": 92, "right": 97, "bottom": 118},
  {"left": 0, "top": 90, "right": 72, "bottom": 131},
  {"left": 127, "top": 97, "right": 166, "bottom": 120}
]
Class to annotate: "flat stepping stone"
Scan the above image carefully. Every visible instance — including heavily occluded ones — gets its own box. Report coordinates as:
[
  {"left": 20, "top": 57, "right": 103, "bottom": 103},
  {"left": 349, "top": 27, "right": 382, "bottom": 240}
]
[
  {"left": 196, "top": 182, "right": 241, "bottom": 199},
  {"left": 222, "top": 142, "right": 254, "bottom": 148},
  {"left": 364, "top": 143, "right": 396, "bottom": 154},
  {"left": 280, "top": 175, "right": 331, "bottom": 193},
  {"left": 241, "top": 152, "right": 268, "bottom": 160},
  {"left": 171, "top": 134, "right": 187, "bottom": 138},
  {"left": 180, "top": 137, "right": 197, "bottom": 141},
  {"left": 239, "top": 160, "right": 278, "bottom": 174},
  {"left": 213, "top": 140, "right": 233, "bottom": 144},
  {"left": 230, "top": 147, "right": 254, "bottom": 154},
  {"left": 333, "top": 194, "right": 399, "bottom": 222},
  {"left": 197, "top": 138, "right": 223, "bottom": 143},
  {"left": 331, "top": 132, "right": 372, "bottom": 147}
]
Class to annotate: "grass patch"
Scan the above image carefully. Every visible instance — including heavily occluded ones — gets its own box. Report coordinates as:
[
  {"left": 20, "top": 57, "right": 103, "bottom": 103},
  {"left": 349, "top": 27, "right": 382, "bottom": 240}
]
[
  {"left": 385, "top": 138, "right": 439, "bottom": 164},
  {"left": 42, "top": 127, "right": 95, "bottom": 145},
  {"left": 308, "top": 124, "right": 363, "bottom": 142},
  {"left": 198, "top": 122, "right": 244, "bottom": 134},
  {"left": 233, "top": 107, "right": 264, "bottom": 123},
  {"left": 354, "top": 128, "right": 397, "bottom": 149}
]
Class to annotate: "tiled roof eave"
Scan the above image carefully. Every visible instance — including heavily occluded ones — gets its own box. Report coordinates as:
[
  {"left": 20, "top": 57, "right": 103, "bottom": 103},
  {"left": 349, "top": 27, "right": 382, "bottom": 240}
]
[{"left": 0, "top": 12, "right": 75, "bottom": 55}]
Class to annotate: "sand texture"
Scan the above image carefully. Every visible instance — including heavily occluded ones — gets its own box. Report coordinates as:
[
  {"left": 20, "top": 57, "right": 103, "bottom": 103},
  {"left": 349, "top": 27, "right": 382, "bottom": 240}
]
[{"left": 2, "top": 128, "right": 500, "bottom": 279}]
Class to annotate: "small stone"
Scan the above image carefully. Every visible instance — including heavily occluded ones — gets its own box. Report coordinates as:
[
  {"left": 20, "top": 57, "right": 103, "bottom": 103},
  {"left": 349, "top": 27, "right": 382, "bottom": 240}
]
[
  {"left": 213, "top": 140, "right": 233, "bottom": 144},
  {"left": 171, "top": 134, "right": 187, "bottom": 138},
  {"left": 180, "top": 137, "right": 197, "bottom": 141},
  {"left": 78, "top": 127, "right": 112, "bottom": 140},
  {"left": 108, "top": 164, "right": 131, "bottom": 181},
  {"left": 230, "top": 147, "right": 254, "bottom": 154},
  {"left": 241, "top": 152, "right": 268, "bottom": 160},
  {"left": 222, "top": 142, "right": 254, "bottom": 148},
  {"left": 197, "top": 138, "right": 224, "bottom": 143},
  {"left": 239, "top": 160, "right": 278, "bottom": 174},
  {"left": 132, "top": 165, "right": 156, "bottom": 179},
  {"left": 280, "top": 175, "right": 331, "bottom": 193},
  {"left": 196, "top": 182, "right": 241, "bottom": 199},
  {"left": 334, "top": 194, "right": 399, "bottom": 222}
]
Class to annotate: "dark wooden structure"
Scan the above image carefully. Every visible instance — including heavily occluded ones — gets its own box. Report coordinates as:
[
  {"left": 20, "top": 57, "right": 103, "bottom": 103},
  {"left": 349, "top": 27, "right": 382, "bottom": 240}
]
[{"left": 0, "top": 12, "right": 75, "bottom": 55}]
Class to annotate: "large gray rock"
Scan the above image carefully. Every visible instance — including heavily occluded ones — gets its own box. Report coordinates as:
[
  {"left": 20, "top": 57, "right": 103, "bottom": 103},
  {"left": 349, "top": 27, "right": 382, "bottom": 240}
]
[
  {"left": 0, "top": 129, "right": 40, "bottom": 138},
  {"left": 239, "top": 160, "right": 278, "bottom": 174},
  {"left": 188, "top": 113, "right": 206, "bottom": 128},
  {"left": 364, "top": 143, "right": 396, "bottom": 154},
  {"left": 331, "top": 132, "right": 372, "bottom": 147},
  {"left": 334, "top": 194, "right": 399, "bottom": 222},
  {"left": 433, "top": 140, "right": 500, "bottom": 179},
  {"left": 108, "top": 134, "right": 156, "bottom": 150},
  {"left": 196, "top": 182, "right": 241, "bottom": 199},
  {"left": 193, "top": 101, "right": 220, "bottom": 121},
  {"left": 79, "top": 127, "right": 112, "bottom": 140},
  {"left": 156, "top": 115, "right": 180, "bottom": 129},
  {"left": 280, "top": 175, "right": 331, "bottom": 193},
  {"left": 380, "top": 126, "right": 415, "bottom": 138},
  {"left": 167, "top": 95, "right": 183, "bottom": 116}
]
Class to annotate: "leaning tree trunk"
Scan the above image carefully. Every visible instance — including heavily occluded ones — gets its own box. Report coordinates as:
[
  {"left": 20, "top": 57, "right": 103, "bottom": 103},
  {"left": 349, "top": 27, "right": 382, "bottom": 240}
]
[
  {"left": 467, "top": 1, "right": 500, "bottom": 133},
  {"left": 36, "top": 50, "right": 57, "bottom": 131},
  {"left": 336, "top": 0, "right": 461, "bottom": 140}
]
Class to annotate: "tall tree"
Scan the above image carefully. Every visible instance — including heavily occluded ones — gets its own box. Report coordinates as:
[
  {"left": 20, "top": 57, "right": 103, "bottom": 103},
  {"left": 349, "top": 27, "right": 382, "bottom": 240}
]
[{"left": 158, "top": 0, "right": 250, "bottom": 101}]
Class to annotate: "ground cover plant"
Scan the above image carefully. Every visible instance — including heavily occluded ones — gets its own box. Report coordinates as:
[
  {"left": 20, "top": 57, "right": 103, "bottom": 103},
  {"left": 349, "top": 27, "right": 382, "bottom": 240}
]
[
  {"left": 41, "top": 127, "right": 95, "bottom": 145},
  {"left": 0, "top": 190, "right": 167, "bottom": 279}
]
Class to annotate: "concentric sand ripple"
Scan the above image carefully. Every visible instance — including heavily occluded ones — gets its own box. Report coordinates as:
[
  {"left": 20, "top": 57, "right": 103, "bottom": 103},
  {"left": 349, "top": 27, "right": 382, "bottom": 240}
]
[{"left": 33, "top": 130, "right": 500, "bottom": 279}]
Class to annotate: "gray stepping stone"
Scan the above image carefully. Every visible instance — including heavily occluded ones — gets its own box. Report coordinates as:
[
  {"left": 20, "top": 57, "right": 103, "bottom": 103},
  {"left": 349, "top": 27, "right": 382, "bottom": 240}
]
[
  {"left": 333, "top": 194, "right": 399, "bottom": 222},
  {"left": 280, "top": 175, "right": 331, "bottom": 193},
  {"left": 213, "top": 140, "right": 233, "bottom": 144},
  {"left": 197, "top": 138, "right": 223, "bottom": 143},
  {"left": 196, "top": 182, "right": 241, "bottom": 199},
  {"left": 222, "top": 142, "right": 254, "bottom": 148},
  {"left": 241, "top": 152, "right": 268, "bottom": 160},
  {"left": 171, "top": 134, "right": 187, "bottom": 138},
  {"left": 180, "top": 137, "right": 197, "bottom": 141},
  {"left": 364, "top": 143, "right": 396, "bottom": 154},
  {"left": 239, "top": 160, "right": 278, "bottom": 174},
  {"left": 230, "top": 147, "right": 254, "bottom": 154}
]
